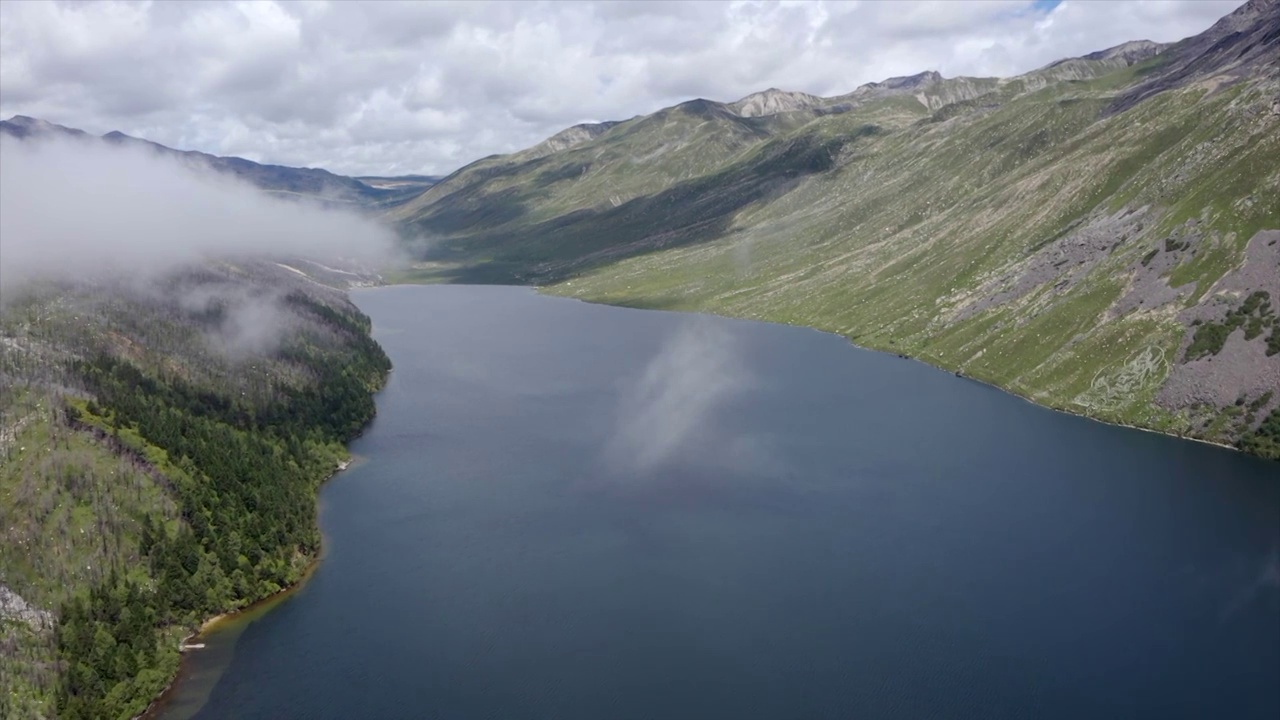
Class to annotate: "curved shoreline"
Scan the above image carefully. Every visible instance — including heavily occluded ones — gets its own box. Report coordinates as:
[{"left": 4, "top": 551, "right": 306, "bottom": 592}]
[
  {"left": 135, "top": 281, "right": 1268, "bottom": 718},
  {"left": 137, "top": 455, "right": 360, "bottom": 720},
  {"left": 539, "top": 287, "right": 1257, "bottom": 459},
  {"left": 138, "top": 559, "right": 319, "bottom": 720}
]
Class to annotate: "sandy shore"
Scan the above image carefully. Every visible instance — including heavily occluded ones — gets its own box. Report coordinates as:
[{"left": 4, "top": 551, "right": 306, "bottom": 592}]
[{"left": 138, "top": 456, "right": 357, "bottom": 720}]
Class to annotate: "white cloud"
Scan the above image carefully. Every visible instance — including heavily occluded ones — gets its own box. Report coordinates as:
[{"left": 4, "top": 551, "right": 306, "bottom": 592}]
[
  {"left": 0, "top": 133, "right": 396, "bottom": 290},
  {"left": 0, "top": 0, "right": 1244, "bottom": 177},
  {"left": 605, "top": 318, "right": 752, "bottom": 474}
]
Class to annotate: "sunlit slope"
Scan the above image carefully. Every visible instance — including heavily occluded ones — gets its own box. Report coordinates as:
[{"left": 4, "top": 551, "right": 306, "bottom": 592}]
[
  {"left": 396, "top": 0, "right": 1280, "bottom": 454},
  {"left": 389, "top": 72, "right": 1012, "bottom": 260},
  {"left": 559, "top": 75, "right": 1275, "bottom": 427}
]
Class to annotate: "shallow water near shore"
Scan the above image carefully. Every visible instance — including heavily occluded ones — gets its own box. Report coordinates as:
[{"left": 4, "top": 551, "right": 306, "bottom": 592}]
[{"left": 159, "top": 284, "right": 1279, "bottom": 720}]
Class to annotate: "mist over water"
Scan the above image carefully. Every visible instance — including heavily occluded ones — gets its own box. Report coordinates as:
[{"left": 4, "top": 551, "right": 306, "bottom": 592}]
[
  {"left": 164, "top": 285, "right": 1280, "bottom": 720},
  {"left": 605, "top": 317, "right": 753, "bottom": 474}
]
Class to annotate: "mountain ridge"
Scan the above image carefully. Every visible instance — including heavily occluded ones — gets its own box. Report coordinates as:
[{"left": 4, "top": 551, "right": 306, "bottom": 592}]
[
  {"left": 392, "top": 0, "right": 1280, "bottom": 458},
  {"left": 0, "top": 116, "right": 436, "bottom": 209}
]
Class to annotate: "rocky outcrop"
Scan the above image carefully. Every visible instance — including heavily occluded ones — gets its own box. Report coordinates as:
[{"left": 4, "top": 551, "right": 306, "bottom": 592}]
[
  {"left": 523, "top": 121, "right": 622, "bottom": 158},
  {"left": 0, "top": 584, "right": 53, "bottom": 631},
  {"left": 1082, "top": 39, "right": 1167, "bottom": 64},
  {"left": 730, "top": 88, "right": 823, "bottom": 118},
  {"left": 1107, "top": 0, "right": 1280, "bottom": 115},
  {"left": 1158, "top": 230, "right": 1280, "bottom": 425},
  {"left": 953, "top": 207, "right": 1155, "bottom": 323}
]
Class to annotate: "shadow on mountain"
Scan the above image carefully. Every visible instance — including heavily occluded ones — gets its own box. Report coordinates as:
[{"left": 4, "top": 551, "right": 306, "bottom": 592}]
[{"left": 416, "top": 131, "right": 859, "bottom": 285}]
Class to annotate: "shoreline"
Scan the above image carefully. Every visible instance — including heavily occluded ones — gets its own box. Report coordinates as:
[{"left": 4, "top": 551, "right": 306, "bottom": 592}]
[
  {"left": 379, "top": 280, "right": 1255, "bottom": 458},
  {"left": 534, "top": 285, "right": 1257, "bottom": 459},
  {"left": 137, "top": 455, "right": 358, "bottom": 720},
  {"left": 132, "top": 280, "right": 1266, "bottom": 718},
  {"left": 390, "top": 280, "right": 1259, "bottom": 458}
]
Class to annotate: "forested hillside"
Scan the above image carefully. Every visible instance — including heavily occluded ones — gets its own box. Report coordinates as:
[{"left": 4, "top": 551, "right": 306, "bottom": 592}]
[{"left": 0, "top": 262, "right": 390, "bottom": 719}]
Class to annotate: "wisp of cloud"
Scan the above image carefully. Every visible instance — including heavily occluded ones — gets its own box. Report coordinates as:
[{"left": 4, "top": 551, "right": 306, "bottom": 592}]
[
  {"left": 0, "top": 133, "right": 398, "bottom": 290},
  {"left": 604, "top": 317, "right": 753, "bottom": 475}
]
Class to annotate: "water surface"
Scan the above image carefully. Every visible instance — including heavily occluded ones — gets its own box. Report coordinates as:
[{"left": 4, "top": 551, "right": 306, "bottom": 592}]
[{"left": 164, "top": 285, "right": 1280, "bottom": 720}]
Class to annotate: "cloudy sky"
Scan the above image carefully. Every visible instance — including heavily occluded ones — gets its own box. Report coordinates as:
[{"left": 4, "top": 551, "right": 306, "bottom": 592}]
[{"left": 0, "top": 0, "right": 1242, "bottom": 177}]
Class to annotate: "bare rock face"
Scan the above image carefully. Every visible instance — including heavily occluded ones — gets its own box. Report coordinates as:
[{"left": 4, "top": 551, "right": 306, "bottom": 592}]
[
  {"left": 1107, "top": 0, "right": 1280, "bottom": 115},
  {"left": 523, "top": 121, "right": 621, "bottom": 158},
  {"left": 1082, "top": 40, "right": 1167, "bottom": 64},
  {"left": 1030, "top": 40, "right": 1168, "bottom": 88},
  {"left": 1112, "top": 221, "right": 1205, "bottom": 318},
  {"left": 1158, "top": 230, "right": 1280, "bottom": 425},
  {"left": 730, "top": 88, "right": 824, "bottom": 118},
  {"left": 953, "top": 207, "right": 1154, "bottom": 323},
  {"left": 1159, "top": 327, "right": 1280, "bottom": 413},
  {"left": 0, "top": 584, "right": 52, "bottom": 630}
]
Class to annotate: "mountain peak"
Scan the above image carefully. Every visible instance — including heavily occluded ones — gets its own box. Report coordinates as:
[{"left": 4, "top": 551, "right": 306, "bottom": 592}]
[
  {"left": 523, "top": 120, "right": 622, "bottom": 158},
  {"left": 0, "top": 115, "right": 421, "bottom": 206},
  {"left": 1105, "top": 0, "right": 1279, "bottom": 115},
  {"left": 867, "top": 70, "right": 944, "bottom": 91},
  {"left": 1081, "top": 39, "right": 1165, "bottom": 63},
  {"left": 730, "top": 88, "right": 822, "bottom": 118},
  {"left": 0, "top": 114, "right": 89, "bottom": 139}
]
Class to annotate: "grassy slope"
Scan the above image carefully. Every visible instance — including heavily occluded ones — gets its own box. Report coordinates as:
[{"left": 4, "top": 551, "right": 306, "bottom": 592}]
[
  {"left": 548, "top": 76, "right": 1277, "bottom": 433},
  {"left": 395, "top": 36, "right": 1280, "bottom": 454},
  {"left": 0, "top": 395, "right": 180, "bottom": 718}
]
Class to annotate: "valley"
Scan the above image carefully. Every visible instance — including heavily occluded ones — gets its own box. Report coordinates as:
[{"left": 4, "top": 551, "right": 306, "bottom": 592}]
[
  {"left": 1, "top": 1, "right": 1278, "bottom": 718},
  {"left": 396, "top": 0, "right": 1280, "bottom": 457}
]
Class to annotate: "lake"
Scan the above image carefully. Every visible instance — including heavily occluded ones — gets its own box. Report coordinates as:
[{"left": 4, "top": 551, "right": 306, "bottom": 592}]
[{"left": 158, "top": 284, "right": 1280, "bottom": 720}]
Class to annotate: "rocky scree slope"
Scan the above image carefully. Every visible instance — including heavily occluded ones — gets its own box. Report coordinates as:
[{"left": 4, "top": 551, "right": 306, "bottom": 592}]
[{"left": 392, "top": 0, "right": 1280, "bottom": 458}]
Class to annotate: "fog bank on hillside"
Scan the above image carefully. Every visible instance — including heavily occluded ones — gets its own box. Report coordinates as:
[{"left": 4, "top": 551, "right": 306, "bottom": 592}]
[{"left": 0, "top": 134, "right": 398, "bottom": 291}]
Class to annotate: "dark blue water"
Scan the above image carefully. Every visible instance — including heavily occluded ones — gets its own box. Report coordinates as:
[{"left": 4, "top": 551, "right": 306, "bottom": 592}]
[{"left": 169, "top": 285, "right": 1279, "bottom": 719}]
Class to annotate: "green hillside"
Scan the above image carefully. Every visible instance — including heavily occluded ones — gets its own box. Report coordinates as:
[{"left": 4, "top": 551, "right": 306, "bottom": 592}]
[
  {"left": 0, "top": 263, "right": 390, "bottom": 719},
  {"left": 393, "top": 0, "right": 1280, "bottom": 458}
]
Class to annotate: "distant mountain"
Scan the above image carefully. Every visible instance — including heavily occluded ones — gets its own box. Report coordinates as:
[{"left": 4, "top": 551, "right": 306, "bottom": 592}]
[
  {"left": 2, "top": 113, "right": 406, "bottom": 720},
  {"left": 0, "top": 116, "right": 434, "bottom": 209},
  {"left": 354, "top": 174, "right": 441, "bottom": 196},
  {"left": 0, "top": 115, "right": 91, "bottom": 140},
  {"left": 391, "top": 0, "right": 1280, "bottom": 458}
]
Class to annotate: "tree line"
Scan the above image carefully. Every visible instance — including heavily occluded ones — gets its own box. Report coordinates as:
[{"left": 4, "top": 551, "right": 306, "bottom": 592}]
[{"left": 52, "top": 293, "right": 390, "bottom": 719}]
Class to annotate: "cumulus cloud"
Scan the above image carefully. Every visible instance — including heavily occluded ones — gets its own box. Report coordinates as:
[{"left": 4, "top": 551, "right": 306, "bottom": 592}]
[
  {"left": 605, "top": 318, "right": 753, "bottom": 474},
  {"left": 0, "top": 133, "right": 397, "bottom": 290},
  {"left": 0, "top": 0, "right": 1244, "bottom": 177}
]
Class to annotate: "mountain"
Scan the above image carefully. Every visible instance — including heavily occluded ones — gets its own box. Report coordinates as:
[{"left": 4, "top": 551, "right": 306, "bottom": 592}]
[
  {"left": 391, "top": 0, "right": 1280, "bottom": 458},
  {"left": 0, "top": 116, "right": 435, "bottom": 209},
  {"left": 1, "top": 120, "right": 401, "bottom": 717}
]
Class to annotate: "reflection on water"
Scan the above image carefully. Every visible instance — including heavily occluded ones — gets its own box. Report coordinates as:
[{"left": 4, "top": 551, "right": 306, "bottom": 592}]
[{"left": 161, "top": 285, "right": 1280, "bottom": 720}]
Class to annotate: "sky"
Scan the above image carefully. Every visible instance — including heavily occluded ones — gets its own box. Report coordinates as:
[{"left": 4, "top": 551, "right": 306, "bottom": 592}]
[{"left": 0, "top": 0, "right": 1243, "bottom": 177}]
